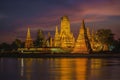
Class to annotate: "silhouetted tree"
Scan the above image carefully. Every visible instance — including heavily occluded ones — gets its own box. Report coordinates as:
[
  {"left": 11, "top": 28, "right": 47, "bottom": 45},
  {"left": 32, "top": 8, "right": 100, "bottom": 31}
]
[
  {"left": 112, "top": 38, "right": 120, "bottom": 53},
  {"left": 0, "top": 42, "right": 11, "bottom": 52},
  {"left": 11, "top": 39, "right": 22, "bottom": 50},
  {"left": 96, "top": 29, "right": 114, "bottom": 51}
]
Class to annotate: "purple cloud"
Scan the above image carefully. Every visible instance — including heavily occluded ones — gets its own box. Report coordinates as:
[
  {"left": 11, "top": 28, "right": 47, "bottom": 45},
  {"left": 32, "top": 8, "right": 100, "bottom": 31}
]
[{"left": 0, "top": 0, "right": 120, "bottom": 43}]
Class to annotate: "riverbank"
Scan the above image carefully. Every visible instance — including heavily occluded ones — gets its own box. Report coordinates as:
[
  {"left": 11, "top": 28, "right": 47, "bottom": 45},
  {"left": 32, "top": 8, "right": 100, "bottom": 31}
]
[{"left": 0, "top": 52, "right": 120, "bottom": 58}]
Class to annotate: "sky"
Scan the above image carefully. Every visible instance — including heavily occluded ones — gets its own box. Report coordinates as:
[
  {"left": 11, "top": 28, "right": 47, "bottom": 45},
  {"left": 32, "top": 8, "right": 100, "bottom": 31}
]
[{"left": 0, "top": 0, "right": 120, "bottom": 43}]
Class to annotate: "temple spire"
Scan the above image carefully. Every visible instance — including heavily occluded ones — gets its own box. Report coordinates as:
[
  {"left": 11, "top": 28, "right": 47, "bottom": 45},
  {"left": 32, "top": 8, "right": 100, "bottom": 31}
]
[
  {"left": 81, "top": 19, "right": 85, "bottom": 29},
  {"left": 86, "top": 27, "right": 91, "bottom": 40},
  {"left": 54, "top": 26, "right": 60, "bottom": 47},
  {"left": 25, "top": 27, "right": 33, "bottom": 48},
  {"left": 54, "top": 16, "right": 75, "bottom": 48},
  {"left": 26, "top": 27, "right": 31, "bottom": 39},
  {"left": 55, "top": 26, "right": 59, "bottom": 35},
  {"left": 72, "top": 20, "right": 92, "bottom": 53},
  {"left": 60, "top": 16, "right": 74, "bottom": 48}
]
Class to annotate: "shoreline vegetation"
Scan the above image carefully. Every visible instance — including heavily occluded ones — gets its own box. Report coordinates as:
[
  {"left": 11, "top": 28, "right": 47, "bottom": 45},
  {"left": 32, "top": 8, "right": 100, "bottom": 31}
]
[{"left": 0, "top": 52, "right": 120, "bottom": 58}]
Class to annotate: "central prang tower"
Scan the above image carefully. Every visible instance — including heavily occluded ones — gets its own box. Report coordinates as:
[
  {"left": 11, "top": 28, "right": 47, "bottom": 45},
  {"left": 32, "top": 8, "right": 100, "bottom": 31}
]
[
  {"left": 54, "top": 16, "right": 75, "bottom": 48},
  {"left": 72, "top": 20, "right": 92, "bottom": 53},
  {"left": 60, "top": 16, "right": 70, "bottom": 35}
]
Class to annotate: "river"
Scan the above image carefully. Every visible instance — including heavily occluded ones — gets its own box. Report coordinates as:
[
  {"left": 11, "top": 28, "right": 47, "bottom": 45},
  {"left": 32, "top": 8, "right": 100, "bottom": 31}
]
[{"left": 0, "top": 58, "right": 120, "bottom": 80}]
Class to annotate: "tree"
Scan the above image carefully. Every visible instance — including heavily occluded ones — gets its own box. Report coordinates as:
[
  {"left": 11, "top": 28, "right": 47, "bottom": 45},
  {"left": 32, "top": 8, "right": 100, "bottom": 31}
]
[
  {"left": 96, "top": 29, "right": 114, "bottom": 51},
  {"left": 0, "top": 43, "right": 11, "bottom": 52},
  {"left": 11, "top": 39, "right": 22, "bottom": 50},
  {"left": 112, "top": 38, "right": 120, "bottom": 52}
]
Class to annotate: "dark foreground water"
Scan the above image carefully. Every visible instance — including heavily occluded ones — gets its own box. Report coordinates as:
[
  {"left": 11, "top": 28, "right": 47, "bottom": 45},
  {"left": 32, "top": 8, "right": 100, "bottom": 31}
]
[{"left": 0, "top": 58, "right": 120, "bottom": 80}]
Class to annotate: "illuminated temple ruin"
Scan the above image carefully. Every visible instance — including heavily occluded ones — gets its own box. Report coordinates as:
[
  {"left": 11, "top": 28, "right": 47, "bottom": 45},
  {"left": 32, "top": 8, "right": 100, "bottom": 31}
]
[
  {"left": 54, "top": 16, "right": 75, "bottom": 48},
  {"left": 25, "top": 27, "right": 33, "bottom": 48},
  {"left": 21, "top": 16, "right": 108, "bottom": 53},
  {"left": 72, "top": 20, "right": 92, "bottom": 53}
]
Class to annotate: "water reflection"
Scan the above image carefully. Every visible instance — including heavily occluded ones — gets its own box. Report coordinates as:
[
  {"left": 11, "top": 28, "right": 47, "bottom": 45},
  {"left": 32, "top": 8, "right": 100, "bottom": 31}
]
[
  {"left": 59, "top": 59, "right": 75, "bottom": 80},
  {"left": 19, "top": 58, "right": 94, "bottom": 80},
  {"left": 89, "top": 59, "right": 103, "bottom": 80},
  {"left": 75, "top": 58, "right": 88, "bottom": 80},
  {"left": 20, "top": 58, "right": 35, "bottom": 80},
  {"left": 1, "top": 58, "right": 120, "bottom": 80},
  {"left": 0, "top": 58, "right": 20, "bottom": 80},
  {"left": 20, "top": 58, "right": 24, "bottom": 77}
]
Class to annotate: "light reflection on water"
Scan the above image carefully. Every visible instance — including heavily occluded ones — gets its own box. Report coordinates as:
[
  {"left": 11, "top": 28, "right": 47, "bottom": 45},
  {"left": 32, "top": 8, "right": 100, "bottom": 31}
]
[{"left": 0, "top": 58, "right": 120, "bottom": 80}]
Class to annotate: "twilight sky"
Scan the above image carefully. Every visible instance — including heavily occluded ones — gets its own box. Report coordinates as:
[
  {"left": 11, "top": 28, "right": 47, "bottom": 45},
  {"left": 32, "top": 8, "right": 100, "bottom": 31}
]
[{"left": 0, "top": 0, "right": 120, "bottom": 43}]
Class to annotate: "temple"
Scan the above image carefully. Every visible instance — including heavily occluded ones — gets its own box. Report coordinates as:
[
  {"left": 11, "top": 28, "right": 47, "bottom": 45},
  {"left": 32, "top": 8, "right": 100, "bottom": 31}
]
[
  {"left": 25, "top": 27, "right": 33, "bottom": 48},
  {"left": 35, "top": 29, "right": 45, "bottom": 47},
  {"left": 54, "top": 16, "right": 75, "bottom": 48},
  {"left": 54, "top": 26, "right": 60, "bottom": 47},
  {"left": 46, "top": 32, "right": 53, "bottom": 47},
  {"left": 18, "top": 16, "right": 109, "bottom": 53},
  {"left": 72, "top": 20, "right": 92, "bottom": 53}
]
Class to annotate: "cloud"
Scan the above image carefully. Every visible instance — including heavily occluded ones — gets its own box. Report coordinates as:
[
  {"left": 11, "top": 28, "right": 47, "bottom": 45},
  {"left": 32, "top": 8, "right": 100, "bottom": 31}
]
[
  {"left": 15, "top": 0, "right": 120, "bottom": 40},
  {"left": 0, "top": 14, "right": 7, "bottom": 19},
  {"left": 70, "top": 0, "right": 120, "bottom": 23},
  {"left": 0, "top": 0, "right": 120, "bottom": 43}
]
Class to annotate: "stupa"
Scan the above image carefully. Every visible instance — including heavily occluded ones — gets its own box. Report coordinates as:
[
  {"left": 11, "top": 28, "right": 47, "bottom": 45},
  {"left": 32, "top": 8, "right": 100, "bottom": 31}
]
[
  {"left": 54, "top": 16, "right": 75, "bottom": 48},
  {"left": 25, "top": 27, "right": 33, "bottom": 48},
  {"left": 46, "top": 32, "right": 53, "bottom": 47},
  {"left": 54, "top": 26, "right": 60, "bottom": 47},
  {"left": 72, "top": 20, "right": 92, "bottom": 53}
]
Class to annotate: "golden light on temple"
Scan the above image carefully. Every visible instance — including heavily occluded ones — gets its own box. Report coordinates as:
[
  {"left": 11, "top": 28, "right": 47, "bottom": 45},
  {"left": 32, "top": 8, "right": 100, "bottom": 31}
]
[
  {"left": 54, "top": 16, "right": 75, "bottom": 48},
  {"left": 72, "top": 20, "right": 92, "bottom": 53},
  {"left": 18, "top": 15, "right": 109, "bottom": 53},
  {"left": 25, "top": 27, "right": 33, "bottom": 48}
]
